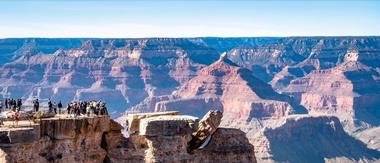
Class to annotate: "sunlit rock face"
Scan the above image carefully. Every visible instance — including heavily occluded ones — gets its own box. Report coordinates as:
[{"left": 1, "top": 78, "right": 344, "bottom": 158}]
[
  {"left": 1, "top": 37, "right": 380, "bottom": 163},
  {"left": 0, "top": 114, "right": 256, "bottom": 163},
  {"left": 283, "top": 61, "right": 380, "bottom": 131},
  {"left": 0, "top": 38, "right": 222, "bottom": 116},
  {"left": 1, "top": 37, "right": 379, "bottom": 118},
  {"left": 153, "top": 55, "right": 305, "bottom": 120},
  {"left": 219, "top": 37, "right": 380, "bottom": 132},
  {"left": 0, "top": 117, "right": 111, "bottom": 163}
]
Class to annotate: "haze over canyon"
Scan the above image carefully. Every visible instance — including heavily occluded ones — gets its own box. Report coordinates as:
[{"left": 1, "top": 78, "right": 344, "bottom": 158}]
[{"left": 1, "top": 37, "right": 380, "bottom": 162}]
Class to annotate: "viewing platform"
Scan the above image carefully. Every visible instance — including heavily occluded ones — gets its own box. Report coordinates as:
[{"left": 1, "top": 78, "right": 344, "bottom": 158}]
[{"left": 0, "top": 114, "right": 110, "bottom": 146}]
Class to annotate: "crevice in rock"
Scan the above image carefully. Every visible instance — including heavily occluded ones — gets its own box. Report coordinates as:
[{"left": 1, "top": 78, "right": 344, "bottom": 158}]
[
  {"left": 101, "top": 132, "right": 108, "bottom": 149},
  {"left": 101, "top": 132, "right": 110, "bottom": 163},
  {"left": 103, "top": 155, "right": 111, "bottom": 163}
]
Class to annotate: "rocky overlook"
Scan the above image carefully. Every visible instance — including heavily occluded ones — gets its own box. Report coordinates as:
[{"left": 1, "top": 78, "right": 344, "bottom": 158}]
[{"left": 0, "top": 111, "right": 256, "bottom": 163}]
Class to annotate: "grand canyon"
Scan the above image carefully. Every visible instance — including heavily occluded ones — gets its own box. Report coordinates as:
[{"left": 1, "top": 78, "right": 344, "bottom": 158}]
[{"left": 1, "top": 37, "right": 380, "bottom": 162}]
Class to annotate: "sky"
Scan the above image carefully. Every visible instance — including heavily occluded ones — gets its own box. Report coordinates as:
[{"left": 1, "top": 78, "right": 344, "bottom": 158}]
[{"left": 0, "top": 0, "right": 379, "bottom": 38}]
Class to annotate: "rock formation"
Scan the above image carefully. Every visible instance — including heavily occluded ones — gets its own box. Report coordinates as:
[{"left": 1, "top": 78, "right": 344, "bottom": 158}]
[
  {"left": 225, "top": 37, "right": 380, "bottom": 85},
  {"left": 151, "top": 54, "right": 306, "bottom": 123},
  {"left": 251, "top": 115, "right": 380, "bottom": 163},
  {"left": 0, "top": 38, "right": 220, "bottom": 116},
  {"left": 0, "top": 112, "right": 256, "bottom": 163},
  {"left": 1, "top": 37, "right": 379, "bottom": 118},
  {"left": 282, "top": 61, "right": 380, "bottom": 131},
  {"left": 0, "top": 116, "right": 111, "bottom": 162},
  {"left": 1, "top": 37, "right": 380, "bottom": 162},
  {"left": 187, "top": 110, "right": 222, "bottom": 153}
]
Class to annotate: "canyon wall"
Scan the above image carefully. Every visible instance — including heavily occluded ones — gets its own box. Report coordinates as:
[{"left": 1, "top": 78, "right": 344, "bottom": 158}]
[
  {"left": 0, "top": 114, "right": 256, "bottom": 163},
  {"left": 1, "top": 37, "right": 380, "bottom": 162}
]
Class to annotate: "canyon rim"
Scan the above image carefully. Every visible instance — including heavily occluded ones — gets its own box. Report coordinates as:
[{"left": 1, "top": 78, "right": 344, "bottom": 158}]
[{"left": 1, "top": 0, "right": 380, "bottom": 162}]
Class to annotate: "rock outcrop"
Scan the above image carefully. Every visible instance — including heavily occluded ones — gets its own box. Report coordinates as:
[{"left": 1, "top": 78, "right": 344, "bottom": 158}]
[
  {"left": 250, "top": 115, "right": 380, "bottom": 163},
  {"left": 0, "top": 112, "right": 256, "bottom": 163},
  {"left": 187, "top": 110, "right": 222, "bottom": 153},
  {"left": 0, "top": 116, "right": 111, "bottom": 163},
  {"left": 282, "top": 61, "right": 380, "bottom": 131},
  {"left": 151, "top": 54, "right": 306, "bottom": 123}
]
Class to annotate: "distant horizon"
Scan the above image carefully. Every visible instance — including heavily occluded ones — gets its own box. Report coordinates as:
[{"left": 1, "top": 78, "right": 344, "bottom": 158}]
[
  {"left": 0, "top": 0, "right": 379, "bottom": 38},
  {"left": 2, "top": 35, "right": 380, "bottom": 39}
]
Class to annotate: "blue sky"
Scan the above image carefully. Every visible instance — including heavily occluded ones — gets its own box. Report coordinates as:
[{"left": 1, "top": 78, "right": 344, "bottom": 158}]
[{"left": 0, "top": 0, "right": 379, "bottom": 38}]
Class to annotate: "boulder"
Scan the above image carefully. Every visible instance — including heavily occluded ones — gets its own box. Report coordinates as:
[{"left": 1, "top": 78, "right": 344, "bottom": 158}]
[
  {"left": 187, "top": 110, "right": 223, "bottom": 153},
  {"left": 139, "top": 115, "right": 198, "bottom": 136},
  {"left": 125, "top": 111, "right": 179, "bottom": 133}
]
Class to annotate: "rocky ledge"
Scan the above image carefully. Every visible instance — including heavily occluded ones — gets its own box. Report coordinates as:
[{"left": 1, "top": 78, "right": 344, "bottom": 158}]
[{"left": 0, "top": 112, "right": 256, "bottom": 163}]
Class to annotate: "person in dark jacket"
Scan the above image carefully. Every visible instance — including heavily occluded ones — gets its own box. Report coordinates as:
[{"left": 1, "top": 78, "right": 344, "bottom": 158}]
[
  {"left": 53, "top": 101, "right": 57, "bottom": 114},
  {"left": 48, "top": 99, "right": 53, "bottom": 113},
  {"left": 33, "top": 99, "right": 40, "bottom": 112},
  {"left": 5, "top": 98, "right": 8, "bottom": 110},
  {"left": 0, "top": 100, "right": 3, "bottom": 113},
  {"left": 11, "top": 98, "right": 16, "bottom": 112},
  {"left": 57, "top": 101, "right": 63, "bottom": 114},
  {"left": 17, "top": 99, "right": 22, "bottom": 111},
  {"left": 67, "top": 104, "right": 72, "bottom": 118}
]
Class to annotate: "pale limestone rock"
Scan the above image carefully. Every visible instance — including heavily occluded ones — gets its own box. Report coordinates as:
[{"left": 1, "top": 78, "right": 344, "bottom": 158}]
[
  {"left": 139, "top": 115, "right": 198, "bottom": 136},
  {"left": 0, "top": 116, "right": 111, "bottom": 163},
  {"left": 125, "top": 111, "right": 179, "bottom": 133}
]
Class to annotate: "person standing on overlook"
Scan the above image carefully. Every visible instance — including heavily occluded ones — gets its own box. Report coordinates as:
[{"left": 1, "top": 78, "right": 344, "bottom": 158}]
[
  {"left": 66, "top": 104, "right": 72, "bottom": 118},
  {"left": 53, "top": 101, "right": 57, "bottom": 114},
  {"left": 4, "top": 98, "right": 8, "bottom": 110},
  {"left": 13, "top": 109, "right": 20, "bottom": 127},
  {"left": 58, "top": 101, "right": 63, "bottom": 114},
  {"left": 11, "top": 98, "right": 16, "bottom": 112},
  {"left": 33, "top": 98, "right": 39, "bottom": 112},
  {"left": 17, "top": 99, "right": 22, "bottom": 111},
  {"left": 48, "top": 98, "right": 53, "bottom": 113},
  {"left": 0, "top": 100, "right": 2, "bottom": 113}
]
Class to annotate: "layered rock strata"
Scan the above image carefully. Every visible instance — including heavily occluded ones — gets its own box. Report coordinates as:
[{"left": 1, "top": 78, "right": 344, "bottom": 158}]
[
  {"left": 0, "top": 112, "right": 256, "bottom": 163},
  {"left": 250, "top": 115, "right": 380, "bottom": 163},
  {"left": 150, "top": 55, "right": 306, "bottom": 125}
]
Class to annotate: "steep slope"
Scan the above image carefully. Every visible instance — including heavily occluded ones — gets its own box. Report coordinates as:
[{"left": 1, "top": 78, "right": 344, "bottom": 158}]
[
  {"left": 152, "top": 54, "right": 306, "bottom": 120},
  {"left": 355, "top": 126, "right": 380, "bottom": 152},
  {"left": 282, "top": 61, "right": 380, "bottom": 131},
  {"left": 251, "top": 115, "right": 380, "bottom": 163}
]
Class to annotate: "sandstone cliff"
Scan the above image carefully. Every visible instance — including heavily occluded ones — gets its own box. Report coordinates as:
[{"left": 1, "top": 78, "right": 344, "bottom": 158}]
[
  {"left": 1, "top": 37, "right": 380, "bottom": 162},
  {"left": 151, "top": 54, "right": 306, "bottom": 123},
  {"left": 0, "top": 113, "right": 256, "bottom": 163},
  {"left": 282, "top": 61, "right": 380, "bottom": 131}
]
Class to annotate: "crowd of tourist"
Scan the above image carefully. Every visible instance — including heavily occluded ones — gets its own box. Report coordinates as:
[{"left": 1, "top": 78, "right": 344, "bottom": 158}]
[
  {"left": 0, "top": 98, "right": 109, "bottom": 126},
  {"left": 66, "top": 100, "right": 108, "bottom": 117},
  {"left": 0, "top": 98, "right": 23, "bottom": 113}
]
